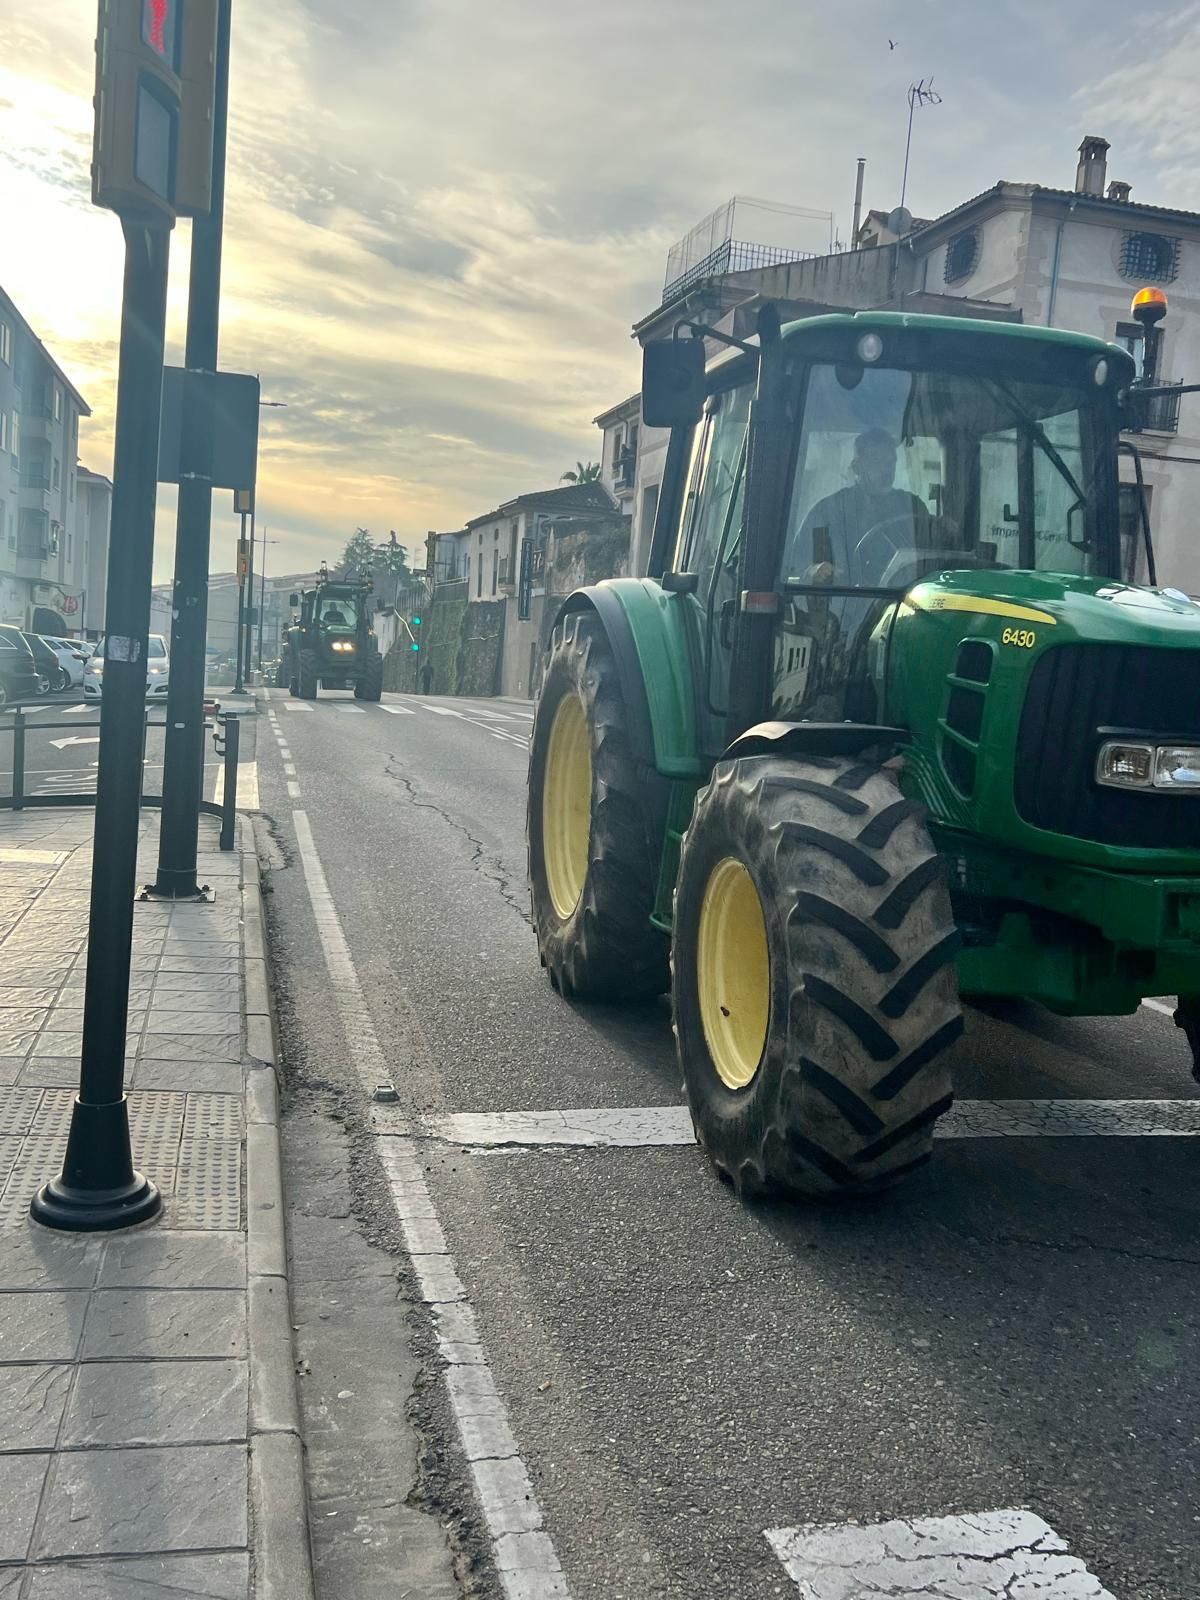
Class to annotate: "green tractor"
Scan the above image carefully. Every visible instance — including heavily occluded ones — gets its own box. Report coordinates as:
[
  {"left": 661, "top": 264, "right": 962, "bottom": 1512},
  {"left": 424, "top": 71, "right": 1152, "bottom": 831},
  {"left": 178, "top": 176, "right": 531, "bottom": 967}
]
[
  {"left": 282, "top": 567, "right": 383, "bottom": 702},
  {"left": 527, "top": 299, "right": 1200, "bottom": 1199}
]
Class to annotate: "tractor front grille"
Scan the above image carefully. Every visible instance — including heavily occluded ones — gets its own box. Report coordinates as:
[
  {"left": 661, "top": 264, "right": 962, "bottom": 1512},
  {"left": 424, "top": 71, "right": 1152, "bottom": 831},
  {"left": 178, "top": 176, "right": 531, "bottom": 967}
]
[{"left": 1014, "top": 643, "right": 1200, "bottom": 848}]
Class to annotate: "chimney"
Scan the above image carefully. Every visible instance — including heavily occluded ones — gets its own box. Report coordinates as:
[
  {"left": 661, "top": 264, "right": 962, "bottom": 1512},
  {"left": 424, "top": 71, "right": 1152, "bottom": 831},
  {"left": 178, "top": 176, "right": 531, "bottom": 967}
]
[
  {"left": 1075, "top": 136, "right": 1110, "bottom": 196},
  {"left": 1107, "top": 179, "right": 1132, "bottom": 203}
]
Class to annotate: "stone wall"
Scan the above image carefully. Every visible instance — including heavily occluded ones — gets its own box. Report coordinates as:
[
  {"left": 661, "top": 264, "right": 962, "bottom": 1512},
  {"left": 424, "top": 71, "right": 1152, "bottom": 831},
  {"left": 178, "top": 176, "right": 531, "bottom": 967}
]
[{"left": 383, "top": 580, "right": 506, "bottom": 696}]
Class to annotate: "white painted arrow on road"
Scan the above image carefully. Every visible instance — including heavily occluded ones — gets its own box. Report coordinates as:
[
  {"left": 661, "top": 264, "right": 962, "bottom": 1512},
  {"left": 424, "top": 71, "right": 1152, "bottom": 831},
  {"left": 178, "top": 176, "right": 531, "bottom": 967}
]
[{"left": 49, "top": 735, "right": 101, "bottom": 750}]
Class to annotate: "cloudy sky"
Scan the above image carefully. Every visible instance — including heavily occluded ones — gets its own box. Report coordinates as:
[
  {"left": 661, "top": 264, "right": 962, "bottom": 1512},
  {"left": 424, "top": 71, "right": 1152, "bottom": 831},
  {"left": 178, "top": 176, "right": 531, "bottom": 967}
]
[{"left": 1, "top": 0, "right": 1196, "bottom": 580}]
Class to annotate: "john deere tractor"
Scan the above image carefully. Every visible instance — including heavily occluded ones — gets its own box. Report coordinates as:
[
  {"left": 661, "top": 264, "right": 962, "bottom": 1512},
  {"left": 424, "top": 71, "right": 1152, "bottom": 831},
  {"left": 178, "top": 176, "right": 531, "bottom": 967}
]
[
  {"left": 282, "top": 568, "right": 383, "bottom": 702},
  {"left": 527, "top": 297, "right": 1200, "bottom": 1200}
]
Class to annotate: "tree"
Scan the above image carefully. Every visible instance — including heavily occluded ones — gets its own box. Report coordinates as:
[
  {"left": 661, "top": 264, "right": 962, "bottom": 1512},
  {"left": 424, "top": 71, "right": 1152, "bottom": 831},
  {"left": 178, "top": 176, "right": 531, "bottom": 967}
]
[
  {"left": 372, "top": 531, "right": 412, "bottom": 607},
  {"left": 339, "top": 527, "right": 376, "bottom": 578},
  {"left": 561, "top": 461, "right": 601, "bottom": 484}
]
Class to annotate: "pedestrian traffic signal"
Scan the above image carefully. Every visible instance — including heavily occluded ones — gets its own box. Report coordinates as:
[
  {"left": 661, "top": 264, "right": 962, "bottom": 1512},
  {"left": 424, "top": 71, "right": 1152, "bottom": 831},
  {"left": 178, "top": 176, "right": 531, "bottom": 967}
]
[{"left": 92, "top": 0, "right": 219, "bottom": 224}]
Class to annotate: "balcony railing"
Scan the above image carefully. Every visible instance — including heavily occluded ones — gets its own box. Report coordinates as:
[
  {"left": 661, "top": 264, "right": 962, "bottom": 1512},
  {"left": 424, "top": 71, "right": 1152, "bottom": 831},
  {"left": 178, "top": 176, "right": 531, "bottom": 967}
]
[
  {"left": 662, "top": 237, "right": 818, "bottom": 304},
  {"left": 19, "top": 469, "right": 49, "bottom": 491},
  {"left": 1124, "top": 381, "right": 1183, "bottom": 435}
]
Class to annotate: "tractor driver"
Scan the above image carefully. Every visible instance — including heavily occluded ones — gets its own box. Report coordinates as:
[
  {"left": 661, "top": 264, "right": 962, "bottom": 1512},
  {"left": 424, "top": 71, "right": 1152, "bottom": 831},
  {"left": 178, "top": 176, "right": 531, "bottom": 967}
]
[
  {"left": 794, "top": 428, "right": 934, "bottom": 587},
  {"left": 322, "top": 601, "right": 349, "bottom": 626}
]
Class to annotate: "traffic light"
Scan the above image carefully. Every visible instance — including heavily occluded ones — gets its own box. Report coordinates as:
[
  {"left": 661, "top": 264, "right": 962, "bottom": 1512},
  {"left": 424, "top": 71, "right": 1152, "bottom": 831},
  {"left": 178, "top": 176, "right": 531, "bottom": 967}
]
[
  {"left": 412, "top": 614, "right": 422, "bottom": 627},
  {"left": 92, "top": 0, "right": 220, "bottom": 224},
  {"left": 411, "top": 642, "right": 420, "bottom": 653}
]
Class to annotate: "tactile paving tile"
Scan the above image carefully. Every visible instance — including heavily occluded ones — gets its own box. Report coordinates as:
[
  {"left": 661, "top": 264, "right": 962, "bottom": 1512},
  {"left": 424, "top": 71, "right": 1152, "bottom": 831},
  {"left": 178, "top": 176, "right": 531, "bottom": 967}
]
[
  {"left": 173, "top": 1137, "right": 242, "bottom": 1229},
  {"left": 0, "top": 1089, "right": 46, "bottom": 1138},
  {"left": 128, "top": 1092, "right": 187, "bottom": 1145},
  {"left": 27, "top": 1089, "right": 75, "bottom": 1139},
  {"left": 183, "top": 1094, "right": 244, "bottom": 1141},
  {"left": 0, "top": 1136, "right": 68, "bottom": 1227}
]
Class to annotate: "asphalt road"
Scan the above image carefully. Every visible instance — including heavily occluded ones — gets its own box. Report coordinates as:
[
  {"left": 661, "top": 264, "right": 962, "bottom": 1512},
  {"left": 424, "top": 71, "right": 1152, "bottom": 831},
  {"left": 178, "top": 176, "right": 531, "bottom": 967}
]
[{"left": 258, "top": 685, "right": 1200, "bottom": 1600}]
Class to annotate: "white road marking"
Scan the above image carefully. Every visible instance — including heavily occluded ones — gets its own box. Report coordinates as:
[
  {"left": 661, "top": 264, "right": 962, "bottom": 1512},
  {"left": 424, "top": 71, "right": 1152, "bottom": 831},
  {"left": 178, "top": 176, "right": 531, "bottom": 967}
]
[
  {"left": 283, "top": 763, "right": 296, "bottom": 778},
  {"left": 458, "top": 706, "right": 515, "bottom": 721},
  {"left": 379, "top": 703, "right": 414, "bottom": 715},
  {"left": 59, "top": 702, "right": 93, "bottom": 715},
  {"left": 281, "top": 702, "right": 313, "bottom": 712},
  {"left": 287, "top": 780, "right": 302, "bottom": 800},
  {"left": 211, "top": 759, "right": 260, "bottom": 810},
  {"left": 429, "top": 1097, "right": 1200, "bottom": 1149},
  {"left": 48, "top": 734, "right": 100, "bottom": 750},
  {"left": 1143, "top": 998, "right": 1175, "bottom": 1017},
  {"left": 289, "top": 810, "right": 570, "bottom": 1599},
  {"left": 279, "top": 747, "right": 292, "bottom": 761},
  {"left": 422, "top": 705, "right": 461, "bottom": 716},
  {"left": 767, "top": 1509, "right": 1115, "bottom": 1599},
  {"left": 337, "top": 706, "right": 366, "bottom": 714}
]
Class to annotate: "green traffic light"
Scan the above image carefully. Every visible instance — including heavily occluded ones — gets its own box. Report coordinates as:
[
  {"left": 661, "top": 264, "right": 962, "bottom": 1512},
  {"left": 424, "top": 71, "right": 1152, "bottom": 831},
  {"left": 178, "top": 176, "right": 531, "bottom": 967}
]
[
  {"left": 412, "top": 615, "right": 422, "bottom": 626},
  {"left": 411, "top": 643, "right": 419, "bottom": 652}
]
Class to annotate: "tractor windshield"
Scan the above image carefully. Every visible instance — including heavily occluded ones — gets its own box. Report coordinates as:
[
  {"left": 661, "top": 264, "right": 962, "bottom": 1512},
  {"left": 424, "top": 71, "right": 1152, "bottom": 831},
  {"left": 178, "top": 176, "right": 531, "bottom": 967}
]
[
  {"left": 318, "top": 592, "right": 356, "bottom": 629},
  {"left": 782, "top": 361, "right": 1114, "bottom": 592}
]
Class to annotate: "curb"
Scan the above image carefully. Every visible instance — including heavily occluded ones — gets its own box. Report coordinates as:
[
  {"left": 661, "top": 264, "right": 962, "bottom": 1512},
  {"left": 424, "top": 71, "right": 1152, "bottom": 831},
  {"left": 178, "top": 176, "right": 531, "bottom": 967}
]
[{"left": 240, "top": 816, "right": 316, "bottom": 1600}]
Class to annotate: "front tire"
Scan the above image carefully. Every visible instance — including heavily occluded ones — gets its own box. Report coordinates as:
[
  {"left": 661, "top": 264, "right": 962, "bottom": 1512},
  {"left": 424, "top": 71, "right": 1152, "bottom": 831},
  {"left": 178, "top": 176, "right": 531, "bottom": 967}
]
[
  {"left": 673, "top": 753, "right": 963, "bottom": 1198},
  {"left": 297, "top": 648, "right": 319, "bottom": 700},
  {"left": 355, "top": 653, "right": 383, "bottom": 701},
  {"left": 528, "top": 611, "right": 668, "bottom": 1000}
]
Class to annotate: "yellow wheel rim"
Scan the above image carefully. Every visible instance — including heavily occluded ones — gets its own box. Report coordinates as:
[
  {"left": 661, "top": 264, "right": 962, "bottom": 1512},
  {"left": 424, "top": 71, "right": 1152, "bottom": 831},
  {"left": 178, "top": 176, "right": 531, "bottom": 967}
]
[
  {"left": 697, "top": 857, "right": 770, "bottom": 1090},
  {"left": 542, "top": 693, "right": 592, "bottom": 920}
]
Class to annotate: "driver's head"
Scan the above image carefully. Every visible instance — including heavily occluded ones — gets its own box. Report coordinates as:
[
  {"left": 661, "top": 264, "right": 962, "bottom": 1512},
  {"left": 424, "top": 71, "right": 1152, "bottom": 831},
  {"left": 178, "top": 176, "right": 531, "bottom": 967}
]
[{"left": 852, "top": 428, "right": 899, "bottom": 493}]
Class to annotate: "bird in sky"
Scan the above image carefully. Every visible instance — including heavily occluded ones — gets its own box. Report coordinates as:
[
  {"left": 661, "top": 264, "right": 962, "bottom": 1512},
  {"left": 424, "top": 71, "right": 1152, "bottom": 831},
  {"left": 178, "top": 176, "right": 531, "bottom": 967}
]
[{"left": 889, "top": 38, "right": 898, "bottom": 49}]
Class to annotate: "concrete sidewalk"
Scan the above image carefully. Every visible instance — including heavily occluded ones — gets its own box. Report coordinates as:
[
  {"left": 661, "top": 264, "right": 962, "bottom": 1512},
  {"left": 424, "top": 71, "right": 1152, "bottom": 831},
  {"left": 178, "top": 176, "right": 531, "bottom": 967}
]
[{"left": 0, "top": 810, "right": 311, "bottom": 1597}]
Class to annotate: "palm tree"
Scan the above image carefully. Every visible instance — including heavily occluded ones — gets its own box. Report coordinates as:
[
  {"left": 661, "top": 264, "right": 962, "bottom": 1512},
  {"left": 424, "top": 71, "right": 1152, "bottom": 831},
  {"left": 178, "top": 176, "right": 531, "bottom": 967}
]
[{"left": 561, "top": 461, "right": 601, "bottom": 485}]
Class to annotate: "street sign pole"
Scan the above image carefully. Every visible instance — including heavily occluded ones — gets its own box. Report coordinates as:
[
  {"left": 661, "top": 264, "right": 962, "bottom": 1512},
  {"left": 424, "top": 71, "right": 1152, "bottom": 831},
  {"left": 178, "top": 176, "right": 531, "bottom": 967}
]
[
  {"left": 233, "top": 514, "right": 248, "bottom": 693},
  {"left": 31, "top": 218, "right": 172, "bottom": 1230},
  {"left": 244, "top": 497, "right": 256, "bottom": 684},
  {"left": 149, "top": 0, "right": 232, "bottom": 900}
]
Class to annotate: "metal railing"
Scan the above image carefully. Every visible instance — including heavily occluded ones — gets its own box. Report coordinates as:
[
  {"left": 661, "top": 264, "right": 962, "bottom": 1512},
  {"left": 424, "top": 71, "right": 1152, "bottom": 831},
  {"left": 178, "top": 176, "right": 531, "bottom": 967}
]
[
  {"left": 662, "top": 237, "right": 819, "bottom": 304},
  {"left": 0, "top": 703, "right": 242, "bottom": 851},
  {"left": 1124, "top": 380, "right": 1183, "bottom": 435}
]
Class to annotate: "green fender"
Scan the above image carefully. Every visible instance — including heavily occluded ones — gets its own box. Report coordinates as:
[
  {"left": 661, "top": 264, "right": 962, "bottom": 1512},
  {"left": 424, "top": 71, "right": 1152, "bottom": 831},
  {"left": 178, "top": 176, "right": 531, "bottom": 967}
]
[{"left": 555, "top": 579, "right": 708, "bottom": 779}]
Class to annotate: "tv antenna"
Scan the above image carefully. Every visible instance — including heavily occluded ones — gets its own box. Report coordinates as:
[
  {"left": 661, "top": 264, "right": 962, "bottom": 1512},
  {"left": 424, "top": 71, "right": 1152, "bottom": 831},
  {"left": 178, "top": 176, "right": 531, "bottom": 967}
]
[{"left": 899, "top": 76, "right": 942, "bottom": 215}]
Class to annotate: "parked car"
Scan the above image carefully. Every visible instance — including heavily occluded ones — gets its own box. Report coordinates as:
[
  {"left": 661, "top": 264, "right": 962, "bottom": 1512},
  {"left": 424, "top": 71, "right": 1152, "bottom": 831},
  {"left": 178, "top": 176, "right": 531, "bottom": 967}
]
[
  {"left": 41, "top": 637, "right": 89, "bottom": 688},
  {"left": 0, "top": 626, "right": 40, "bottom": 707},
  {"left": 83, "top": 633, "right": 170, "bottom": 700},
  {"left": 20, "top": 632, "right": 66, "bottom": 694}
]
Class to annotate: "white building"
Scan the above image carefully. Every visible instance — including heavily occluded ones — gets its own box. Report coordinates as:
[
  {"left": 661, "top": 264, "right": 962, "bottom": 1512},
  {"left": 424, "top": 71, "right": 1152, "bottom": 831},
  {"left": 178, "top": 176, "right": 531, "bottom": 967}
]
[
  {"left": 622, "top": 138, "right": 1200, "bottom": 593},
  {"left": 0, "top": 286, "right": 100, "bottom": 635}
]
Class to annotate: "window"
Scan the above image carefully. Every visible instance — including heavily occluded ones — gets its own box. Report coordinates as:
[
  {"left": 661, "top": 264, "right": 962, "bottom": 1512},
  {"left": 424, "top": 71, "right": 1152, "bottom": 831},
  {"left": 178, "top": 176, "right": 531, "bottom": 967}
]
[
  {"left": 1120, "top": 231, "right": 1179, "bottom": 283},
  {"left": 944, "top": 227, "right": 980, "bottom": 285},
  {"left": 52, "top": 459, "right": 60, "bottom": 491},
  {"left": 1115, "top": 321, "right": 1144, "bottom": 379},
  {"left": 67, "top": 530, "right": 73, "bottom": 562},
  {"left": 11, "top": 412, "right": 18, "bottom": 464},
  {"left": 1119, "top": 481, "right": 1152, "bottom": 583},
  {"left": 611, "top": 427, "right": 623, "bottom": 467},
  {"left": 492, "top": 547, "right": 499, "bottom": 594},
  {"left": 49, "top": 521, "right": 61, "bottom": 555},
  {"left": 53, "top": 386, "right": 62, "bottom": 422},
  {"left": 0, "top": 411, "right": 7, "bottom": 454},
  {"left": 0, "top": 505, "right": 5, "bottom": 548},
  {"left": 0, "top": 320, "right": 10, "bottom": 365},
  {"left": 476, "top": 549, "right": 482, "bottom": 597},
  {"left": 677, "top": 384, "right": 752, "bottom": 599}
]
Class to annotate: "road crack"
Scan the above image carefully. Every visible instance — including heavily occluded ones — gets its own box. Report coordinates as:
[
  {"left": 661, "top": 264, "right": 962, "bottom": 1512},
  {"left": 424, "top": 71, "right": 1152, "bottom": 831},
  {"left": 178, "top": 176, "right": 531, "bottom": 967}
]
[{"left": 385, "top": 757, "right": 532, "bottom": 927}]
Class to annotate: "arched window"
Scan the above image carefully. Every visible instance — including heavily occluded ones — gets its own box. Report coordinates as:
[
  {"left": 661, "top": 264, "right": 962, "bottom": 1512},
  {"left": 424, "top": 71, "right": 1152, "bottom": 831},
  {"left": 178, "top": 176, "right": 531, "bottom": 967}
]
[
  {"left": 943, "top": 227, "right": 980, "bottom": 285},
  {"left": 1120, "top": 231, "right": 1179, "bottom": 284}
]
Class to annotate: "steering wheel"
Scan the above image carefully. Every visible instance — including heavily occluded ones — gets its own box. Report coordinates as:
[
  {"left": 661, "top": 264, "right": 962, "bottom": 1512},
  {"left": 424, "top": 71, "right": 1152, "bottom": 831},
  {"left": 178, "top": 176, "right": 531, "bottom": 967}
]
[
  {"left": 877, "top": 548, "right": 994, "bottom": 589},
  {"left": 853, "top": 513, "right": 984, "bottom": 589}
]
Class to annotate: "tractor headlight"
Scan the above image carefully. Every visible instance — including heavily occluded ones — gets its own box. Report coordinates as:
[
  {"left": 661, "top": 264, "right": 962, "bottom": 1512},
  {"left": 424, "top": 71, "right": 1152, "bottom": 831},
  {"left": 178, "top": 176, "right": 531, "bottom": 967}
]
[
  {"left": 1097, "top": 740, "right": 1200, "bottom": 791},
  {"left": 1155, "top": 747, "right": 1200, "bottom": 790},
  {"left": 330, "top": 640, "right": 355, "bottom": 653}
]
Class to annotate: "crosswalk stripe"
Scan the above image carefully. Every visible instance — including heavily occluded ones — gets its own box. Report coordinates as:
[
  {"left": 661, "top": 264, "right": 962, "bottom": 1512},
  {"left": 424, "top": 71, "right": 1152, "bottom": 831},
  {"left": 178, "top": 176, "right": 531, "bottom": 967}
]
[
  {"left": 379, "top": 704, "right": 414, "bottom": 715},
  {"left": 427, "top": 1098, "right": 1200, "bottom": 1149},
  {"left": 767, "top": 1510, "right": 1115, "bottom": 1599},
  {"left": 337, "top": 706, "right": 366, "bottom": 714},
  {"left": 281, "top": 702, "right": 313, "bottom": 712},
  {"left": 422, "top": 705, "right": 461, "bottom": 716}
]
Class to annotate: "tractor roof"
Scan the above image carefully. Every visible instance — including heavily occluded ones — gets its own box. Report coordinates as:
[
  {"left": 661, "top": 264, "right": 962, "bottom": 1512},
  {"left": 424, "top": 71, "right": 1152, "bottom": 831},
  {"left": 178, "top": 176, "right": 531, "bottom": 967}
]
[{"left": 780, "top": 309, "right": 1123, "bottom": 361}]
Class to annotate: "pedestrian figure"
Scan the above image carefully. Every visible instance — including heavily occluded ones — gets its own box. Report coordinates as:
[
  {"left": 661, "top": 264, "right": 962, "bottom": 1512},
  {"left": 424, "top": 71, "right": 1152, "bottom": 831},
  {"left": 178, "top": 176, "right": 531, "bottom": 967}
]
[{"left": 419, "top": 660, "right": 433, "bottom": 695}]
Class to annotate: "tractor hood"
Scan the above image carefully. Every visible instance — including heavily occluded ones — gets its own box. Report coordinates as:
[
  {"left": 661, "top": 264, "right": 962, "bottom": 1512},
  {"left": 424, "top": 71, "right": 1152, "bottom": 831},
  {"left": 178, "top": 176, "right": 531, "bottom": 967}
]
[{"left": 902, "top": 568, "right": 1200, "bottom": 650}]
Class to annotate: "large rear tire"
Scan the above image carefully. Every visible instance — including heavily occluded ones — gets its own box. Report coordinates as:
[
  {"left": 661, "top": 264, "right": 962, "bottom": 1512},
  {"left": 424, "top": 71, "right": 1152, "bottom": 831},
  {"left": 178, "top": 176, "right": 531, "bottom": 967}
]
[
  {"left": 528, "top": 612, "right": 669, "bottom": 1001},
  {"left": 355, "top": 653, "right": 383, "bottom": 701},
  {"left": 673, "top": 753, "right": 963, "bottom": 1198},
  {"left": 297, "top": 648, "right": 319, "bottom": 701}
]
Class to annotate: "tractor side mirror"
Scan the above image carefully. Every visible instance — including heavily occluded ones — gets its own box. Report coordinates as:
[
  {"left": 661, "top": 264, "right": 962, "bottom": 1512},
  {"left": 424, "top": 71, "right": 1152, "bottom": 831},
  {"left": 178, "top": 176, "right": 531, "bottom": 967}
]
[
  {"left": 289, "top": 593, "right": 300, "bottom": 607},
  {"left": 641, "top": 338, "right": 706, "bottom": 429}
]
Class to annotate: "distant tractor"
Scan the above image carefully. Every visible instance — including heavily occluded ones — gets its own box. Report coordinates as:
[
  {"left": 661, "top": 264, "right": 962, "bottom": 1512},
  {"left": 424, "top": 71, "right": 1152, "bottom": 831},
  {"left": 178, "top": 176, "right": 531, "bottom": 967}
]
[
  {"left": 528, "top": 292, "right": 1200, "bottom": 1201},
  {"left": 282, "top": 568, "right": 383, "bottom": 702}
]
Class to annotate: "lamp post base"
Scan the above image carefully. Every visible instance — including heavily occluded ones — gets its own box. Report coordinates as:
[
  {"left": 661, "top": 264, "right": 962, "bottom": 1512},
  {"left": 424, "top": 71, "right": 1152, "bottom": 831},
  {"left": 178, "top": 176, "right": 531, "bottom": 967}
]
[{"left": 29, "top": 1098, "right": 163, "bottom": 1233}]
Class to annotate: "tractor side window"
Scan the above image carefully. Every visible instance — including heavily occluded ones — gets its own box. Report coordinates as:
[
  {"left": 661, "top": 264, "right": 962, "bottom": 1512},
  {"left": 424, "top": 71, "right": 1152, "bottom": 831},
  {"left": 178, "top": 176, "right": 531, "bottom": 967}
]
[{"left": 677, "top": 384, "right": 751, "bottom": 605}]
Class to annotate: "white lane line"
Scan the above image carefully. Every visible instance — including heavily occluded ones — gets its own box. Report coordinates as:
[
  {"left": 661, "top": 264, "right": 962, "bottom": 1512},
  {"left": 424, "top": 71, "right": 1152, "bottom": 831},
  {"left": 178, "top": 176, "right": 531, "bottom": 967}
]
[
  {"left": 1143, "top": 997, "right": 1175, "bottom": 1017},
  {"left": 287, "top": 780, "right": 302, "bottom": 800},
  {"left": 422, "top": 705, "right": 461, "bottom": 716},
  {"left": 767, "top": 1509, "right": 1115, "bottom": 1599},
  {"left": 283, "top": 763, "right": 297, "bottom": 778},
  {"left": 281, "top": 702, "right": 313, "bottom": 712},
  {"left": 379, "top": 704, "right": 414, "bottom": 715},
  {"left": 278, "top": 745, "right": 291, "bottom": 760},
  {"left": 211, "top": 759, "right": 259, "bottom": 810},
  {"left": 337, "top": 706, "right": 366, "bottom": 714},
  {"left": 290, "top": 810, "right": 570, "bottom": 1599},
  {"left": 415, "top": 701, "right": 529, "bottom": 747},
  {"left": 429, "top": 1098, "right": 1200, "bottom": 1149},
  {"left": 457, "top": 707, "right": 516, "bottom": 721}
]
